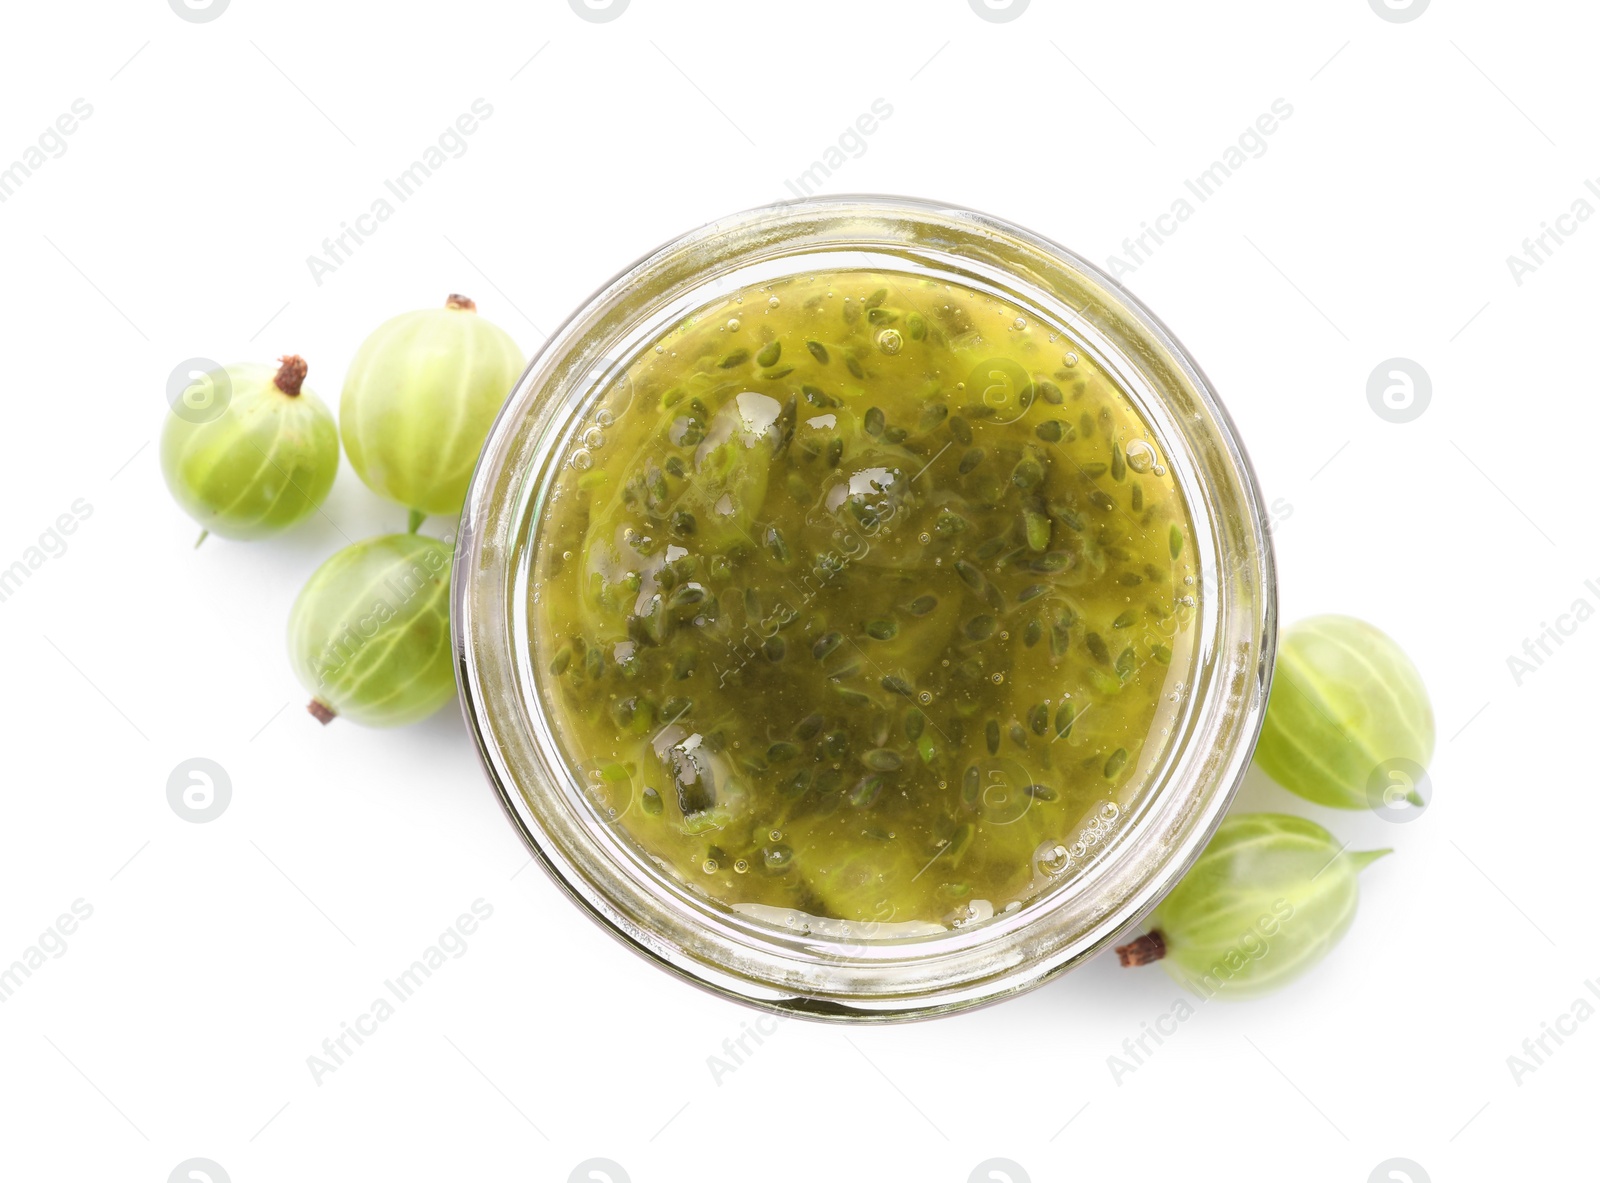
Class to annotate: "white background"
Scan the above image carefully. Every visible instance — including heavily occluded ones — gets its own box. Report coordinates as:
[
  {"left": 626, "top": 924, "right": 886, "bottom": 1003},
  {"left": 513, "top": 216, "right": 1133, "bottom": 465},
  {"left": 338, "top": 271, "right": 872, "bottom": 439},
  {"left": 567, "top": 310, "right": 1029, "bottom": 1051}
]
[{"left": 1, "top": 1, "right": 1592, "bottom": 1180}]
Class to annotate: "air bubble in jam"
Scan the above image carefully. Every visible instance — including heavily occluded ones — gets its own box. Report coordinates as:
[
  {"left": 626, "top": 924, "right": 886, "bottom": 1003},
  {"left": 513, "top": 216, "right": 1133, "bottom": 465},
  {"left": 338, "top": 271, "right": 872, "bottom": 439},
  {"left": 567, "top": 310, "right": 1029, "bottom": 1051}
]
[
  {"left": 1038, "top": 844, "right": 1071, "bottom": 876},
  {"left": 570, "top": 449, "right": 592, "bottom": 471}
]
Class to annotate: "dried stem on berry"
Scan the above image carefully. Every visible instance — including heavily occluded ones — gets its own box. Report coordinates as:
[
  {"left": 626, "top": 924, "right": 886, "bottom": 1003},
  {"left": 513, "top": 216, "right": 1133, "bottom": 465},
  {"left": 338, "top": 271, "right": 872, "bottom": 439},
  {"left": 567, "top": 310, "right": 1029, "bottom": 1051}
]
[
  {"left": 274, "top": 355, "right": 309, "bottom": 397},
  {"left": 1115, "top": 931, "right": 1166, "bottom": 967}
]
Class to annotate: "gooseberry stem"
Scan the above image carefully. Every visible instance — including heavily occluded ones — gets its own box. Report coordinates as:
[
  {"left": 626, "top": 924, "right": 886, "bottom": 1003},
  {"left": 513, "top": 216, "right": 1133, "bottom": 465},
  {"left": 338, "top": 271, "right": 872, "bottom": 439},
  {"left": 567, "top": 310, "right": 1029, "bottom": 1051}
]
[
  {"left": 274, "top": 355, "right": 309, "bottom": 397},
  {"left": 445, "top": 293, "right": 477, "bottom": 312},
  {"left": 307, "top": 699, "right": 336, "bottom": 725},
  {"left": 194, "top": 529, "right": 209, "bottom": 549},
  {"left": 1114, "top": 931, "right": 1166, "bottom": 967},
  {"left": 408, "top": 508, "right": 425, "bottom": 534}
]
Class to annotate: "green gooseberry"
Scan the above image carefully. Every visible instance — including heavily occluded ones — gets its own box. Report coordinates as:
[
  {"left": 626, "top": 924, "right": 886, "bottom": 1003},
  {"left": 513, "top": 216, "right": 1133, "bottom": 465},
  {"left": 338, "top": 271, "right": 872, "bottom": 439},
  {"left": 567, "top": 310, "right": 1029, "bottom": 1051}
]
[
  {"left": 1253, "top": 614, "right": 1434, "bottom": 810},
  {"left": 340, "top": 294, "right": 524, "bottom": 527},
  {"left": 161, "top": 356, "right": 338, "bottom": 544},
  {"left": 1117, "top": 813, "right": 1388, "bottom": 998},
  {"left": 287, "top": 534, "right": 456, "bottom": 727}
]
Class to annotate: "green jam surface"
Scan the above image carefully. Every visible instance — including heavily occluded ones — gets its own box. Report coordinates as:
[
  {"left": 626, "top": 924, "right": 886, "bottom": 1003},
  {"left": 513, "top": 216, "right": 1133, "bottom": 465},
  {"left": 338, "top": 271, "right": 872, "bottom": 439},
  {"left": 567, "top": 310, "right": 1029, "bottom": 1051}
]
[{"left": 533, "top": 270, "right": 1197, "bottom": 931}]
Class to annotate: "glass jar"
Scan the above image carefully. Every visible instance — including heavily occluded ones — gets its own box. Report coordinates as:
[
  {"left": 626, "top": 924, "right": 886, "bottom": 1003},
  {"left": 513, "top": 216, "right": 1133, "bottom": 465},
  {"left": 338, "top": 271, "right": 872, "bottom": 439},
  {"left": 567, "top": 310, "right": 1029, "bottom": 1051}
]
[{"left": 453, "top": 196, "right": 1276, "bottom": 1021}]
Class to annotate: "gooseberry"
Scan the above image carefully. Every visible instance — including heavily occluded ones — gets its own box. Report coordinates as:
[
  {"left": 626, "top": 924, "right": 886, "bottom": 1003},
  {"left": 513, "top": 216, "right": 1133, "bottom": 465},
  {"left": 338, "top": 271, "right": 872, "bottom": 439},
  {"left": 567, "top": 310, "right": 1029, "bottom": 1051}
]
[
  {"left": 287, "top": 534, "right": 456, "bottom": 727},
  {"left": 161, "top": 356, "right": 338, "bottom": 544},
  {"left": 1253, "top": 615, "right": 1434, "bottom": 810},
  {"left": 1116, "top": 813, "right": 1388, "bottom": 998},
  {"left": 340, "top": 294, "right": 524, "bottom": 527}
]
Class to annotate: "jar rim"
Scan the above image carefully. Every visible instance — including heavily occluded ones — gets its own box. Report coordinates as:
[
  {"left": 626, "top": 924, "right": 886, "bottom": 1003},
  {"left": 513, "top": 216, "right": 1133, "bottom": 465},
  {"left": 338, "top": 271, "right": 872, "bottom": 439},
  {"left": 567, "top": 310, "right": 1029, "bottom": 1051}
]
[{"left": 453, "top": 194, "right": 1277, "bottom": 1021}]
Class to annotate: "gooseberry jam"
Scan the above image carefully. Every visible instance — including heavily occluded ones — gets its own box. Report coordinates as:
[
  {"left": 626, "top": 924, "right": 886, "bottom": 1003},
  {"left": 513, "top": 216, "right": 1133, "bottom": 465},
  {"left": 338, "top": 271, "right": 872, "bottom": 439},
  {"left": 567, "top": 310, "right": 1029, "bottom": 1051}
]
[{"left": 530, "top": 269, "right": 1199, "bottom": 928}]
